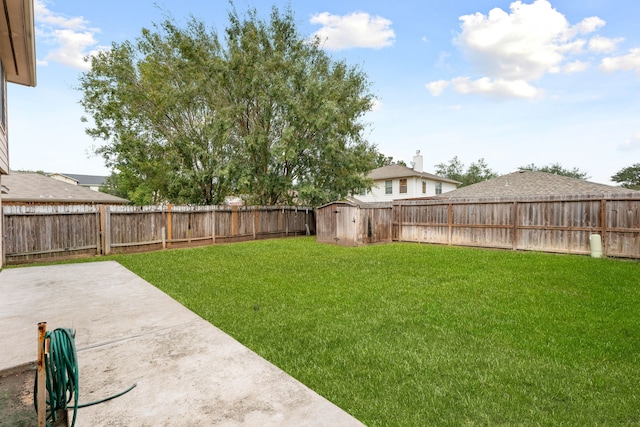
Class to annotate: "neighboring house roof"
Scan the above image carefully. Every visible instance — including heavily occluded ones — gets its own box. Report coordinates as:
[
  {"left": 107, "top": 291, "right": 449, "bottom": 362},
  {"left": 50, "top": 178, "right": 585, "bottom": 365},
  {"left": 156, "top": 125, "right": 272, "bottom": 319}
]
[
  {"left": 368, "top": 164, "right": 460, "bottom": 184},
  {"left": 1, "top": 172, "right": 128, "bottom": 204},
  {"left": 55, "top": 173, "right": 108, "bottom": 187},
  {"left": 0, "top": 0, "right": 37, "bottom": 87},
  {"left": 433, "top": 170, "right": 640, "bottom": 200}
]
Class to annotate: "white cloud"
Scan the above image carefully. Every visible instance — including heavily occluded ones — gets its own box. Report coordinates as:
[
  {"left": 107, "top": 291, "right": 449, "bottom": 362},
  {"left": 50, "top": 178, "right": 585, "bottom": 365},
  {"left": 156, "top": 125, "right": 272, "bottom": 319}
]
[
  {"left": 456, "top": 0, "right": 597, "bottom": 81},
  {"left": 618, "top": 132, "right": 640, "bottom": 152},
  {"left": 44, "top": 29, "right": 102, "bottom": 70},
  {"left": 35, "top": 0, "right": 90, "bottom": 29},
  {"left": 588, "top": 35, "right": 623, "bottom": 53},
  {"left": 561, "top": 60, "right": 590, "bottom": 73},
  {"left": 435, "top": 51, "right": 451, "bottom": 69},
  {"left": 34, "top": 0, "right": 106, "bottom": 70},
  {"left": 456, "top": 4, "right": 561, "bottom": 81},
  {"left": 426, "top": 80, "right": 450, "bottom": 96},
  {"left": 370, "top": 99, "right": 383, "bottom": 112},
  {"left": 427, "top": 0, "right": 609, "bottom": 99},
  {"left": 573, "top": 16, "right": 605, "bottom": 35},
  {"left": 601, "top": 48, "right": 640, "bottom": 74},
  {"left": 310, "top": 12, "right": 395, "bottom": 50},
  {"left": 451, "top": 77, "right": 542, "bottom": 99}
]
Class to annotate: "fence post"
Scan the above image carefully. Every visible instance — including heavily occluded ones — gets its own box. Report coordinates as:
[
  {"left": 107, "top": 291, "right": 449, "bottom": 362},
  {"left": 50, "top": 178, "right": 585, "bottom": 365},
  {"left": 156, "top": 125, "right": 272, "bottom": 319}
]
[
  {"left": 284, "top": 207, "right": 289, "bottom": 236},
  {"left": 512, "top": 201, "right": 518, "bottom": 251},
  {"left": 102, "top": 205, "right": 111, "bottom": 255},
  {"left": 599, "top": 199, "right": 607, "bottom": 256},
  {"left": 253, "top": 207, "right": 257, "bottom": 240},
  {"left": 100, "top": 205, "right": 111, "bottom": 255},
  {"left": 167, "top": 203, "right": 172, "bottom": 247},
  {"left": 396, "top": 205, "right": 403, "bottom": 241},
  {"left": 447, "top": 203, "right": 453, "bottom": 245},
  {"left": 187, "top": 210, "right": 192, "bottom": 244},
  {"left": 95, "top": 208, "right": 101, "bottom": 256},
  {"left": 232, "top": 205, "right": 239, "bottom": 236},
  {"left": 212, "top": 207, "right": 216, "bottom": 244}
]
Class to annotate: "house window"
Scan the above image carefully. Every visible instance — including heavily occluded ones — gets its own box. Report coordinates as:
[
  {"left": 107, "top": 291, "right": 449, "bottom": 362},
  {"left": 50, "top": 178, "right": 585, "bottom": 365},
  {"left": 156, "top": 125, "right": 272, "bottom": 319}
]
[
  {"left": 359, "top": 187, "right": 367, "bottom": 196},
  {"left": 435, "top": 182, "right": 442, "bottom": 195},
  {"left": 399, "top": 178, "right": 407, "bottom": 194},
  {"left": 422, "top": 181, "right": 426, "bottom": 194},
  {"left": 385, "top": 180, "right": 392, "bottom": 194}
]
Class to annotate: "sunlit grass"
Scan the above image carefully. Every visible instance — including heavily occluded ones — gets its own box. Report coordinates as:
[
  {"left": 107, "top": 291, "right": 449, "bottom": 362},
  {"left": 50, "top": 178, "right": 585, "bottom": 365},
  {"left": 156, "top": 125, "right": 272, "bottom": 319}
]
[{"left": 113, "top": 237, "right": 640, "bottom": 426}]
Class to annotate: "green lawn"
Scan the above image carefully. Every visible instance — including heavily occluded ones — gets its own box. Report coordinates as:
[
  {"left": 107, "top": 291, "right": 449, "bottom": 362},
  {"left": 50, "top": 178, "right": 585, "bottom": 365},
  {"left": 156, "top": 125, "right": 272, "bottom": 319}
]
[{"left": 111, "top": 237, "right": 640, "bottom": 426}]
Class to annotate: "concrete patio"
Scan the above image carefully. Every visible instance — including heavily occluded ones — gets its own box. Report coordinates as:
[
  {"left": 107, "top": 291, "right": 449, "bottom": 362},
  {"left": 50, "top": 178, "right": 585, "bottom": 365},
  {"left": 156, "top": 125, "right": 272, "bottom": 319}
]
[{"left": 0, "top": 261, "right": 364, "bottom": 426}]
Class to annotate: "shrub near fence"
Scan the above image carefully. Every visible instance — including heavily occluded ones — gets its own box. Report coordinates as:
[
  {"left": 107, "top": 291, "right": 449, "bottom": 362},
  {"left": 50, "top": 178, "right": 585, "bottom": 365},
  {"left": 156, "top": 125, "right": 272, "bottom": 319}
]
[{"left": 2, "top": 204, "right": 314, "bottom": 265}]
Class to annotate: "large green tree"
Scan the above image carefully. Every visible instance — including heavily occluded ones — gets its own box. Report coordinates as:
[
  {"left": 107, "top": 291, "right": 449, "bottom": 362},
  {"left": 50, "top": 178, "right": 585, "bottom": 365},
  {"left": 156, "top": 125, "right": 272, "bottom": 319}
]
[
  {"left": 79, "top": 6, "right": 378, "bottom": 206},
  {"left": 80, "top": 18, "right": 235, "bottom": 205},
  {"left": 518, "top": 163, "right": 589, "bottom": 180},
  {"left": 611, "top": 163, "right": 640, "bottom": 190},
  {"left": 434, "top": 156, "right": 498, "bottom": 187}
]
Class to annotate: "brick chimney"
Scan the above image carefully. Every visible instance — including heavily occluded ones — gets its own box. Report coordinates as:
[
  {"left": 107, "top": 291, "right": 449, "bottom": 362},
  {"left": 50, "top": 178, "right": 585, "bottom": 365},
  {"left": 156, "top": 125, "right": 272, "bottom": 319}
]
[{"left": 412, "top": 150, "right": 423, "bottom": 173}]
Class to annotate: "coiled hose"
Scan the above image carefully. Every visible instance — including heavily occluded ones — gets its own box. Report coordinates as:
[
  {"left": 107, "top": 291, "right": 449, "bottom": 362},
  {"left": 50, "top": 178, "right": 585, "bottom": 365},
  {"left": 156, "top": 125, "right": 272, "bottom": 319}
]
[{"left": 34, "top": 327, "right": 137, "bottom": 427}]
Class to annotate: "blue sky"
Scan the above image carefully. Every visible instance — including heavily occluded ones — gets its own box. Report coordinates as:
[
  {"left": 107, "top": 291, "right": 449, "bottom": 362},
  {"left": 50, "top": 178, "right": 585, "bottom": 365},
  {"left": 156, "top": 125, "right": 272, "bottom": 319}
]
[{"left": 8, "top": 0, "right": 640, "bottom": 185}]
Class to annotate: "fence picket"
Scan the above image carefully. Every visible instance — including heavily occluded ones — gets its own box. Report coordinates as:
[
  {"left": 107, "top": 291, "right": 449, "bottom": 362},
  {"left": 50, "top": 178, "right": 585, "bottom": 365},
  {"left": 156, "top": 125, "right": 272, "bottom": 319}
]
[
  {"left": 393, "top": 197, "right": 640, "bottom": 258},
  {"left": 2, "top": 205, "right": 314, "bottom": 265}
]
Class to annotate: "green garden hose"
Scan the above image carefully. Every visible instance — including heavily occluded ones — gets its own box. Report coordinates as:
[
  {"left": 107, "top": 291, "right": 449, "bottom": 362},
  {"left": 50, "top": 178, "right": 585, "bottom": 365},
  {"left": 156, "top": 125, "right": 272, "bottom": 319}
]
[{"left": 34, "top": 327, "right": 137, "bottom": 427}]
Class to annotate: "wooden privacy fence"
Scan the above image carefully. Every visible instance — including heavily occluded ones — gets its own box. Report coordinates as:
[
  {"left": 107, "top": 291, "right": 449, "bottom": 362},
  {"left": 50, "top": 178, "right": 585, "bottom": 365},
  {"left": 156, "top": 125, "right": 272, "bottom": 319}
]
[
  {"left": 2, "top": 204, "right": 314, "bottom": 265},
  {"left": 392, "top": 196, "right": 640, "bottom": 259},
  {"left": 317, "top": 196, "right": 640, "bottom": 259},
  {"left": 316, "top": 201, "right": 393, "bottom": 246}
]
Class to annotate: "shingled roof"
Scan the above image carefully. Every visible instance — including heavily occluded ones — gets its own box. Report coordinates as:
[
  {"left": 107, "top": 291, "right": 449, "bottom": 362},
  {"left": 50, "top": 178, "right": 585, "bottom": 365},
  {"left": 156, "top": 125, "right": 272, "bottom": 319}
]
[
  {"left": 47, "top": 172, "right": 107, "bottom": 187},
  {"left": 433, "top": 170, "right": 640, "bottom": 201},
  {"left": 368, "top": 164, "right": 460, "bottom": 184},
  {"left": 1, "top": 172, "right": 128, "bottom": 204},
  {"left": 55, "top": 173, "right": 107, "bottom": 187}
]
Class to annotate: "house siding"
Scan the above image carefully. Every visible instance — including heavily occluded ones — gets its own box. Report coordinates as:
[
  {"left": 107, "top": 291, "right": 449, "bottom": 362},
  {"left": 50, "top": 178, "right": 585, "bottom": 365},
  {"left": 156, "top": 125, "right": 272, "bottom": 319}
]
[
  {"left": 354, "top": 177, "right": 456, "bottom": 203},
  {"left": 0, "top": 130, "right": 7, "bottom": 175},
  {"left": 0, "top": 0, "right": 37, "bottom": 269},
  {"left": 0, "top": 75, "right": 7, "bottom": 175},
  {"left": 0, "top": 73, "right": 6, "bottom": 268}
]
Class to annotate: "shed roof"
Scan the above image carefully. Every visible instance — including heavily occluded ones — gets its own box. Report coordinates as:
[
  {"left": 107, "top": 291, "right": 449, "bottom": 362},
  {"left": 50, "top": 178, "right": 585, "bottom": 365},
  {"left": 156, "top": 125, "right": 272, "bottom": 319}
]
[
  {"left": 318, "top": 197, "right": 393, "bottom": 209},
  {"left": 432, "top": 170, "right": 640, "bottom": 201},
  {"left": 367, "top": 164, "right": 460, "bottom": 184},
  {"left": 1, "top": 172, "right": 128, "bottom": 204}
]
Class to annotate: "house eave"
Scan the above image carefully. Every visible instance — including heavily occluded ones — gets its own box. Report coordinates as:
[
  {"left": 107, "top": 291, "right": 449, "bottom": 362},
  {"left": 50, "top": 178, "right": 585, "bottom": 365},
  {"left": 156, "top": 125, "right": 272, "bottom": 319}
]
[{"left": 1, "top": 0, "right": 37, "bottom": 87}]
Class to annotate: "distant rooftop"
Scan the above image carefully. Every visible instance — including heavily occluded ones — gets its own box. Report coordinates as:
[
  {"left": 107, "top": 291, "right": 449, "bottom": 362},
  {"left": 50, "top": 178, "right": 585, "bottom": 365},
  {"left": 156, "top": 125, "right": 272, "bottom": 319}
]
[
  {"left": 1, "top": 172, "right": 127, "bottom": 204},
  {"left": 50, "top": 173, "right": 108, "bottom": 186},
  {"left": 432, "top": 170, "right": 640, "bottom": 201},
  {"left": 368, "top": 164, "right": 460, "bottom": 184}
]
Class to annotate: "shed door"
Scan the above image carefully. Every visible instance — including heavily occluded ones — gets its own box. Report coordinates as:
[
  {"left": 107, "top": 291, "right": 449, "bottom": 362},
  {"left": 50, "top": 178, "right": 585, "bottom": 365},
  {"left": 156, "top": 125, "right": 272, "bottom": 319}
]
[{"left": 335, "top": 206, "right": 357, "bottom": 246}]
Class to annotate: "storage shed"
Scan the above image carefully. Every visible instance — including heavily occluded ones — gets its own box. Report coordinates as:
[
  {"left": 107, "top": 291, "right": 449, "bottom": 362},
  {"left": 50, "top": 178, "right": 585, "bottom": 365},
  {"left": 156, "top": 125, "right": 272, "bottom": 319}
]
[{"left": 316, "top": 200, "right": 393, "bottom": 246}]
